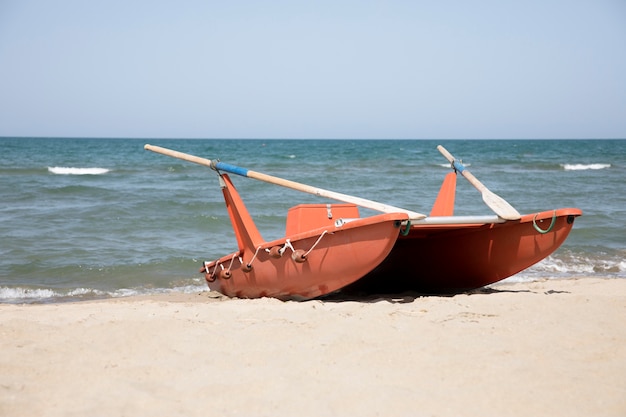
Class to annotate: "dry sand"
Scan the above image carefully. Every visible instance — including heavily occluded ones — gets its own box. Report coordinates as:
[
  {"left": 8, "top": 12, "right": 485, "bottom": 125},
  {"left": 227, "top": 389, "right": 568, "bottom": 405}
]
[{"left": 1, "top": 278, "right": 624, "bottom": 417}]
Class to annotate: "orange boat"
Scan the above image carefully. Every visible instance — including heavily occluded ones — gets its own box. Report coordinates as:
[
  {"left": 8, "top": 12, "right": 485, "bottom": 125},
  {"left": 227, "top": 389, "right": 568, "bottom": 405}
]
[{"left": 145, "top": 144, "right": 582, "bottom": 300}]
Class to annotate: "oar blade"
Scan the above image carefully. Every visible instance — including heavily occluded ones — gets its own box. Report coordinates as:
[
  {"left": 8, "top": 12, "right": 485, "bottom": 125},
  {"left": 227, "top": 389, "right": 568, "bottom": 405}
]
[{"left": 481, "top": 189, "right": 521, "bottom": 220}]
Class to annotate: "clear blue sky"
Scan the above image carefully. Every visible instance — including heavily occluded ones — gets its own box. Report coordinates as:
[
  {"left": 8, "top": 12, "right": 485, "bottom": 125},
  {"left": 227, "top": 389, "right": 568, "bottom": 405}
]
[{"left": 1, "top": 0, "right": 625, "bottom": 139}]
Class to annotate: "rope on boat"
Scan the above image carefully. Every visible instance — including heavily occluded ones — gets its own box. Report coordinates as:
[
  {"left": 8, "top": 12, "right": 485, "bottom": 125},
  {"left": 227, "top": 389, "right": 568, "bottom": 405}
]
[
  {"left": 205, "top": 260, "right": 218, "bottom": 282},
  {"left": 265, "top": 240, "right": 294, "bottom": 258},
  {"left": 533, "top": 210, "right": 557, "bottom": 234},
  {"left": 218, "top": 262, "right": 230, "bottom": 279},
  {"left": 209, "top": 254, "right": 235, "bottom": 280},
  {"left": 263, "top": 231, "right": 329, "bottom": 263},
  {"left": 226, "top": 253, "right": 236, "bottom": 274},
  {"left": 303, "top": 230, "right": 328, "bottom": 258},
  {"left": 243, "top": 245, "right": 262, "bottom": 271},
  {"left": 282, "top": 239, "right": 295, "bottom": 256},
  {"left": 208, "top": 231, "right": 332, "bottom": 275}
]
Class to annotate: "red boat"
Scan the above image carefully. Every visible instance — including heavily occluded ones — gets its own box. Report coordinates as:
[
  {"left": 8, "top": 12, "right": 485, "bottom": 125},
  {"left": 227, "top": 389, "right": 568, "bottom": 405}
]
[{"left": 145, "top": 144, "right": 582, "bottom": 300}]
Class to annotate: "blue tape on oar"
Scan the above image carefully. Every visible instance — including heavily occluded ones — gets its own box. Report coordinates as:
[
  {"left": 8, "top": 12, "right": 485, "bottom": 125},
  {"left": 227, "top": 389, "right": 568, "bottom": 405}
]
[
  {"left": 452, "top": 160, "right": 466, "bottom": 173},
  {"left": 213, "top": 161, "right": 249, "bottom": 177}
]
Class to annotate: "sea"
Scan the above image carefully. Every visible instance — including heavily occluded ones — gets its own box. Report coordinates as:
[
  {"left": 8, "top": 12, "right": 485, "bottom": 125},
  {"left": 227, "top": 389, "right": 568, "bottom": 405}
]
[{"left": 1, "top": 137, "right": 624, "bottom": 303}]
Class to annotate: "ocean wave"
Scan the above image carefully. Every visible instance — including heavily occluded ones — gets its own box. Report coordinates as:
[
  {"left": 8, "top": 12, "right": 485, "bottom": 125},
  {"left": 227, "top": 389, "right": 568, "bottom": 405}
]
[
  {"left": 0, "top": 287, "right": 102, "bottom": 302},
  {"left": 48, "top": 167, "right": 110, "bottom": 175},
  {"left": 560, "top": 163, "right": 611, "bottom": 171},
  {"left": 514, "top": 253, "right": 626, "bottom": 280},
  {"left": 0, "top": 283, "right": 207, "bottom": 304}
]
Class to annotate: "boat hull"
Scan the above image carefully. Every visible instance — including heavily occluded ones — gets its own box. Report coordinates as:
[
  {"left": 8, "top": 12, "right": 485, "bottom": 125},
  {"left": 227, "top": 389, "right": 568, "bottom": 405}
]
[
  {"left": 341, "top": 208, "right": 582, "bottom": 294},
  {"left": 201, "top": 174, "right": 408, "bottom": 300},
  {"left": 202, "top": 213, "right": 407, "bottom": 300}
]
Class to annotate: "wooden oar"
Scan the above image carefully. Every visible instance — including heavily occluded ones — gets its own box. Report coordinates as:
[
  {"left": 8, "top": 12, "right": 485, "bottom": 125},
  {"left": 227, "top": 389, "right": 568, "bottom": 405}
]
[
  {"left": 145, "top": 144, "right": 426, "bottom": 220},
  {"left": 437, "top": 145, "right": 521, "bottom": 220}
]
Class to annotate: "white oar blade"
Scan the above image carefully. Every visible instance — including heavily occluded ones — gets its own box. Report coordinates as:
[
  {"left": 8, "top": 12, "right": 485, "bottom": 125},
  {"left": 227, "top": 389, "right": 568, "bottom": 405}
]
[{"left": 482, "top": 189, "right": 521, "bottom": 220}]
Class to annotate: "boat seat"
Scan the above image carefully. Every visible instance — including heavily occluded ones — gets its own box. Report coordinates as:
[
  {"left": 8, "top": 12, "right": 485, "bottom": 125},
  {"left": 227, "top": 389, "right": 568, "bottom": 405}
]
[{"left": 286, "top": 204, "right": 360, "bottom": 235}]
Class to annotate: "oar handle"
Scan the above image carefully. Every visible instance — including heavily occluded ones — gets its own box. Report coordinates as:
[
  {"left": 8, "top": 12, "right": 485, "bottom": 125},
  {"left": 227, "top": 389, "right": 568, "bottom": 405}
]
[
  {"left": 437, "top": 145, "right": 455, "bottom": 165},
  {"left": 145, "top": 144, "right": 215, "bottom": 168}
]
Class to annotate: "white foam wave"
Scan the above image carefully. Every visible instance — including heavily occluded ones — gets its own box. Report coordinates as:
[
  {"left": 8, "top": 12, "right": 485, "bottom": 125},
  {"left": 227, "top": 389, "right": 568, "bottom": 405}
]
[
  {"left": 0, "top": 286, "right": 104, "bottom": 301},
  {"left": 437, "top": 163, "right": 470, "bottom": 168},
  {"left": 513, "top": 254, "right": 626, "bottom": 281},
  {"left": 0, "top": 287, "right": 59, "bottom": 300},
  {"left": 48, "top": 167, "right": 110, "bottom": 175},
  {"left": 529, "top": 256, "right": 595, "bottom": 275},
  {"left": 0, "top": 283, "right": 208, "bottom": 303},
  {"left": 561, "top": 163, "right": 610, "bottom": 171}
]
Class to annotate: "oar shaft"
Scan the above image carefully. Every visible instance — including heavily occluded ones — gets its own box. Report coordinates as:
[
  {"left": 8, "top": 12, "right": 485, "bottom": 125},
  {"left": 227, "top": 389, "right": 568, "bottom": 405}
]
[
  {"left": 145, "top": 144, "right": 426, "bottom": 219},
  {"left": 245, "top": 169, "right": 419, "bottom": 217}
]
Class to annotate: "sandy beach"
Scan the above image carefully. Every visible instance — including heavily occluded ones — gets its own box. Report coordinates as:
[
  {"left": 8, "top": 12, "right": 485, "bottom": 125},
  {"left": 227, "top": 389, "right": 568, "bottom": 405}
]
[{"left": 1, "top": 277, "right": 624, "bottom": 417}]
